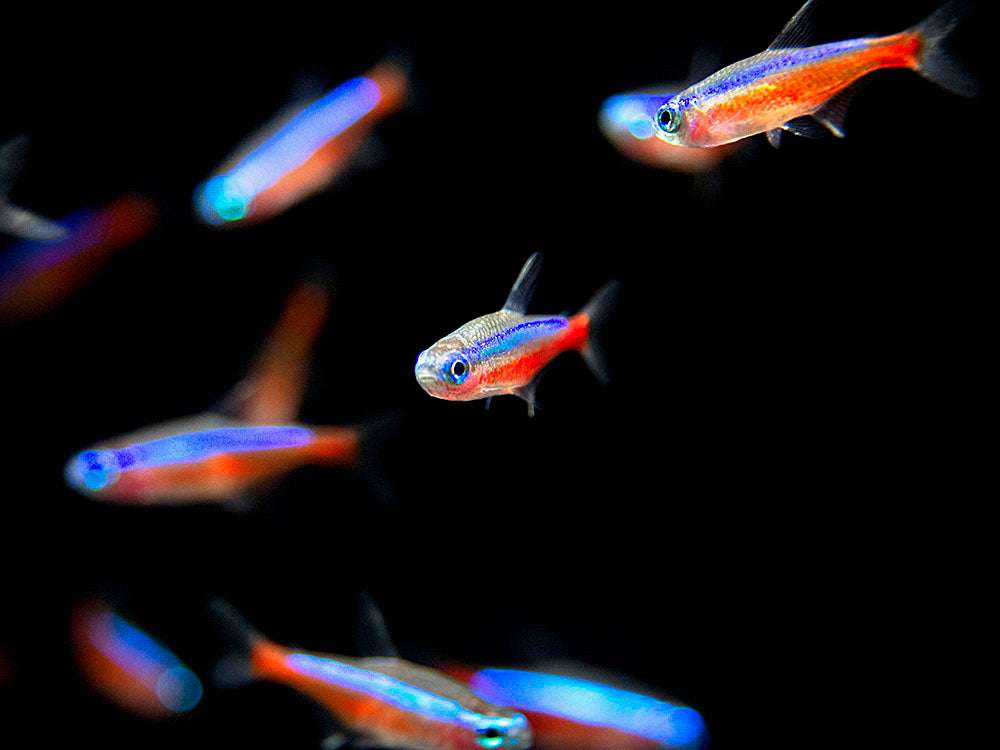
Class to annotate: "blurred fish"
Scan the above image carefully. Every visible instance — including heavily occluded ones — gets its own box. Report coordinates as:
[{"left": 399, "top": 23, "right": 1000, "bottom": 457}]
[
  {"left": 71, "top": 599, "right": 203, "bottom": 718},
  {"left": 0, "top": 135, "right": 66, "bottom": 242},
  {"left": 599, "top": 90, "right": 736, "bottom": 174},
  {"left": 445, "top": 663, "right": 707, "bottom": 750},
  {"left": 415, "top": 253, "right": 618, "bottom": 416},
  {"left": 210, "top": 600, "right": 532, "bottom": 750},
  {"left": 0, "top": 193, "right": 156, "bottom": 322},
  {"left": 194, "top": 59, "right": 408, "bottom": 227},
  {"left": 63, "top": 279, "right": 367, "bottom": 506},
  {"left": 652, "top": 0, "right": 978, "bottom": 148}
]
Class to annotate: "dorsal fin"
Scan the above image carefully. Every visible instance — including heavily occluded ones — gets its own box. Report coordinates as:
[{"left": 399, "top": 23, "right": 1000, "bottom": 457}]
[
  {"left": 501, "top": 252, "right": 542, "bottom": 314},
  {"left": 767, "top": 0, "right": 820, "bottom": 50}
]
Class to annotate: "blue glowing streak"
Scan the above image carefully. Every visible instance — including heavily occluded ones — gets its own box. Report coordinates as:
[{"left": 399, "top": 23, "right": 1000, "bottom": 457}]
[
  {"left": 600, "top": 95, "right": 673, "bottom": 141},
  {"left": 195, "top": 76, "right": 382, "bottom": 224},
  {"left": 692, "top": 39, "right": 870, "bottom": 104},
  {"left": 469, "top": 669, "right": 707, "bottom": 748},
  {"left": 66, "top": 425, "right": 314, "bottom": 491},
  {"left": 91, "top": 612, "right": 203, "bottom": 712},
  {"left": 473, "top": 318, "right": 568, "bottom": 360},
  {"left": 287, "top": 653, "right": 482, "bottom": 726}
]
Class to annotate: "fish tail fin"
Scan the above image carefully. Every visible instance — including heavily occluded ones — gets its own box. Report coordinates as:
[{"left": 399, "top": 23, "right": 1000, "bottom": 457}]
[
  {"left": 577, "top": 279, "right": 621, "bottom": 386},
  {"left": 911, "top": 0, "right": 978, "bottom": 97},
  {"left": 208, "top": 598, "right": 268, "bottom": 688}
]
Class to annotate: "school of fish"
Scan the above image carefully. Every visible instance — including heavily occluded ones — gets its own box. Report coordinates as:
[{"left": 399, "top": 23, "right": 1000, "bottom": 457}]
[{"left": 1, "top": 2, "right": 979, "bottom": 748}]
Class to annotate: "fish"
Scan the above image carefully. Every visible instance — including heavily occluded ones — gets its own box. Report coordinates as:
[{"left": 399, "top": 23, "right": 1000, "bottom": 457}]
[
  {"left": 63, "top": 279, "right": 367, "bottom": 506},
  {"left": 1, "top": 193, "right": 156, "bottom": 322},
  {"left": 599, "top": 90, "right": 736, "bottom": 174},
  {"left": 210, "top": 600, "right": 533, "bottom": 750},
  {"left": 0, "top": 135, "right": 66, "bottom": 242},
  {"left": 415, "top": 253, "right": 618, "bottom": 416},
  {"left": 445, "top": 663, "right": 707, "bottom": 750},
  {"left": 652, "top": 0, "right": 978, "bottom": 148},
  {"left": 70, "top": 599, "right": 203, "bottom": 718},
  {"left": 194, "top": 59, "right": 408, "bottom": 226}
]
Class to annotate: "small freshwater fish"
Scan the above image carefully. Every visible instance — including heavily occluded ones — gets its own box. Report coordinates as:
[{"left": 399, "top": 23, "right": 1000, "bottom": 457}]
[
  {"left": 447, "top": 664, "right": 707, "bottom": 750},
  {"left": 210, "top": 600, "right": 532, "bottom": 750},
  {"left": 0, "top": 135, "right": 66, "bottom": 242},
  {"left": 71, "top": 599, "right": 203, "bottom": 718},
  {"left": 652, "top": 0, "right": 978, "bottom": 148},
  {"left": 415, "top": 253, "right": 617, "bottom": 416},
  {"left": 194, "top": 59, "right": 408, "bottom": 226},
  {"left": 64, "top": 280, "right": 365, "bottom": 505},
  {"left": 1, "top": 193, "right": 156, "bottom": 322}
]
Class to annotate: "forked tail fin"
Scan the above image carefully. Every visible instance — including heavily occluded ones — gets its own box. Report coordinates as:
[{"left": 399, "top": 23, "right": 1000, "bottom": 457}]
[
  {"left": 578, "top": 279, "right": 621, "bottom": 386},
  {"left": 208, "top": 598, "right": 267, "bottom": 688},
  {"left": 911, "top": 0, "right": 978, "bottom": 97}
]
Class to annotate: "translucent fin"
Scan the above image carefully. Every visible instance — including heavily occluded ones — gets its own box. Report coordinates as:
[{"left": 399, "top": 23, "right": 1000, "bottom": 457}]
[
  {"left": 484, "top": 397, "right": 492, "bottom": 411},
  {"left": 781, "top": 116, "right": 828, "bottom": 139},
  {"left": 0, "top": 135, "right": 28, "bottom": 199},
  {"left": 207, "top": 599, "right": 266, "bottom": 688},
  {"left": 579, "top": 279, "right": 621, "bottom": 386},
  {"left": 766, "top": 128, "right": 783, "bottom": 148},
  {"left": 514, "top": 381, "right": 539, "bottom": 417},
  {"left": 911, "top": 0, "right": 978, "bottom": 97},
  {"left": 767, "top": 0, "right": 819, "bottom": 50},
  {"left": 320, "top": 733, "right": 351, "bottom": 750},
  {"left": 501, "top": 252, "right": 542, "bottom": 314},
  {"left": 353, "top": 591, "right": 399, "bottom": 659},
  {"left": 811, "top": 80, "right": 868, "bottom": 137},
  {"left": 0, "top": 204, "right": 67, "bottom": 241}
]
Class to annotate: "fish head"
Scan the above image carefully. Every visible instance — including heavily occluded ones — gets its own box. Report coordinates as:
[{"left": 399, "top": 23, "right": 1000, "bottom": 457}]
[
  {"left": 653, "top": 95, "right": 701, "bottom": 146},
  {"left": 450, "top": 711, "right": 533, "bottom": 749},
  {"left": 64, "top": 449, "right": 121, "bottom": 494},
  {"left": 414, "top": 335, "right": 482, "bottom": 401}
]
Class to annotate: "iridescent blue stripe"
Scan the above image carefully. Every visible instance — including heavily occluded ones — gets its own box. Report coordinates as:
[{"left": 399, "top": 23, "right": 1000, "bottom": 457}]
[
  {"left": 687, "top": 38, "right": 870, "bottom": 105},
  {"left": 195, "top": 76, "right": 382, "bottom": 224},
  {"left": 66, "top": 426, "right": 314, "bottom": 491},
  {"left": 88, "top": 610, "right": 203, "bottom": 712},
  {"left": 469, "top": 669, "right": 707, "bottom": 748},
  {"left": 287, "top": 653, "right": 480, "bottom": 725},
  {"left": 473, "top": 318, "right": 568, "bottom": 360}
]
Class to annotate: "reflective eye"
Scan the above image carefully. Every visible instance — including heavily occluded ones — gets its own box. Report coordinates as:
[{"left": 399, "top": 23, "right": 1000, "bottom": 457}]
[
  {"left": 443, "top": 355, "right": 470, "bottom": 385},
  {"left": 656, "top": 103, "right": 681, "bottom": 134}
]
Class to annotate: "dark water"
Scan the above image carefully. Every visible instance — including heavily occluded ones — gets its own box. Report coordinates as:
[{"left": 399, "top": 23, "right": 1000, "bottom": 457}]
[{"left": 0, "top": 2, "right": 988, "bottom": 748}]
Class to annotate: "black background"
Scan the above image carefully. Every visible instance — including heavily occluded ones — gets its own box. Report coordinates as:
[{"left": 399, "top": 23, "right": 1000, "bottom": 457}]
[{"left": 0, "top": 2, "right": 988, "bottom": 748}]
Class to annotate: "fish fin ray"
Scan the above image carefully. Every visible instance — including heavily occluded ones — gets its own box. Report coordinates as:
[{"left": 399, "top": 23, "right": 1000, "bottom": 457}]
[
  {"left": 911, "top": 0, "right": 978, "bottom": 97},
  {"left": 579, "top": 279, "right": 621, "bottom": 386},
  {"left": 811, "top": 79, "right": 870, "bottom": 137},
  {"left": 515, "top": 381, "right": 539, "bottom": 417},
  {"left": 502, "top": 252, "right": 542, "bottom": 314},
  {"left": 767, "top": 0, "right": 820, "bottom": 50},
  {"left": 354, "top": 590, "right": 400, "bottom": 658},
  {"left": 766, "top": 128, "right": 783, "bottom": 148},
  {"left": 781, "top": 116, "right": 828, "bottom": 139}
]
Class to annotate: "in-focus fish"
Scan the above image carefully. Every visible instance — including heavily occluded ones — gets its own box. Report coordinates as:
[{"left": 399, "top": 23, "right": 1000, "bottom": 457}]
[
  {"left": 447, "top": 664, "right": 707, "bottom": 750},
  {"left": 194, "top": 59, "right": 408, "bottom": 226},
  {"left": 0, "top": 135, "right": 66, "bottom": 242},
  {"left": 415, "top": 253, "right": 618, "bottom": 416},
  {"left": 652, "top": 0, "right": 978, "bottom": 148},
  {"left": 71, "top": 599, "right": 203, "bottom": 718},
  {"left": 63, "top": 280, "right": 367, "bottom": 506},
  {"left": 210, "top": 600, "right": 532, "bottom": 750}
]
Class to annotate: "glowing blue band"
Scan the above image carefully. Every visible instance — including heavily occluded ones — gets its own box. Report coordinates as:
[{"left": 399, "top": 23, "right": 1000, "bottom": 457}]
[
  {"left": 473, "top": 318, "right": 568, "bottom": 360},
  {"left": 683, "top": 38, "right": 870, "bottom": 107},
  {"left": 195, "top": 76, "right": 382, "bottom": 224},
  {"left": 469, "top": 669, "right": 707, "bottom": 747},
  {"left": 89, "top": 611, "right": 203, "bottom": 712},
  {"left": 66, "top": 425, "right": 314, "bottom": 491}
]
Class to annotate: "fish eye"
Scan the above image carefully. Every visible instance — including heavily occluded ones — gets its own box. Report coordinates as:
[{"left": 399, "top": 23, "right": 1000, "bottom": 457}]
[
  {"left": 476, "top": 726, "right": 506, "bottom": 748},
  {"left": 443, "top": 355, "right": 470, "bottom": 385},
  {"left": 656, "top": 103, "right": 681, "bottom": 134}
]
